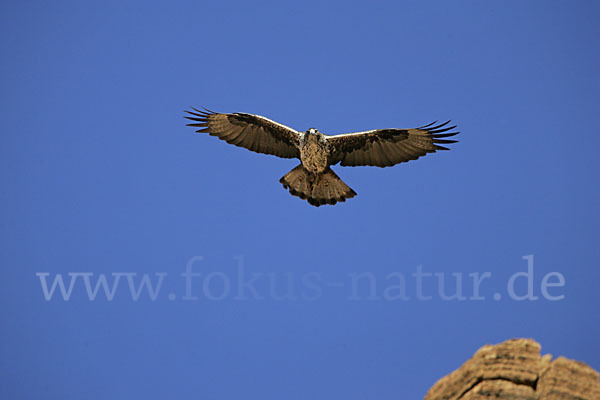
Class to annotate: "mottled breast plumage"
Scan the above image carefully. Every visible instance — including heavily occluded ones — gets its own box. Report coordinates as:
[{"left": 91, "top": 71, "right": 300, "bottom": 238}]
[{"left": 300, "top": 133, "right": 330, "bottom": 174}]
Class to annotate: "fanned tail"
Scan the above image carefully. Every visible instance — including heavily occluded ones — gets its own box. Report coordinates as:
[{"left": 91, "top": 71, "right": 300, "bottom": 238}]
[{"left": 279, "top": 164, "right": 357, "bottom": 207}]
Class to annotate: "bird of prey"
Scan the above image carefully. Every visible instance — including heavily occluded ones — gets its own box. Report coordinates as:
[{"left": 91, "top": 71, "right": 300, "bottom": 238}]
[{"left": 185, "top": 108, "right": 459, "bottom": 207}]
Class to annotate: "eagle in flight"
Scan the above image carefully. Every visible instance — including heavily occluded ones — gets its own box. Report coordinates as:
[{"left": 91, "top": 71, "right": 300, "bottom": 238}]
[{"left": 185, "top": 108, "right": 459, "bottom": 207}]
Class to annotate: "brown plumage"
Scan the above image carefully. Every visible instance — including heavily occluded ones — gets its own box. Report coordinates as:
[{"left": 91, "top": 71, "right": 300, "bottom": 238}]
[{"left": 185, "top": 108, "right": 459, "bottom": 207}]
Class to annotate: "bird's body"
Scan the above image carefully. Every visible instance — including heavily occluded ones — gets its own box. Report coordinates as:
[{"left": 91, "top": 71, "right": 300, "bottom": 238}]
[
  {"left": 185, "top": 108, "right": 459, "bottom": 206},
  {"left": 300, "top": 130, "right": 329, "bottom": 174}
]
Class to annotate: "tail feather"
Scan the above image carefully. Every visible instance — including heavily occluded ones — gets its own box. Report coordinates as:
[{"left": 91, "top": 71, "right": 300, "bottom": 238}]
[{"left": 280, "top": 164, "right": 357, "bottom": 207}]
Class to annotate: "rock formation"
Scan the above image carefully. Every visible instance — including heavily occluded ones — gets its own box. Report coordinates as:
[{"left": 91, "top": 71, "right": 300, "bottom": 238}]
[{"left": 425, "top": 338, "right": 599, "bottom": 400}]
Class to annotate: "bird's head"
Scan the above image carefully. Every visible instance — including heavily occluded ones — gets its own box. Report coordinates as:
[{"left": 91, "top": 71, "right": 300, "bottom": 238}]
[{"left": 306, "top": 128, "right": 320, "bottom": 136}]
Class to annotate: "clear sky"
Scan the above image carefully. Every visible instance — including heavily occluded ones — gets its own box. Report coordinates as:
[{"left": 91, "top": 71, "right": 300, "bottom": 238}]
[{"left": 1, "top": 1, "right": 599, "bottom": 399}]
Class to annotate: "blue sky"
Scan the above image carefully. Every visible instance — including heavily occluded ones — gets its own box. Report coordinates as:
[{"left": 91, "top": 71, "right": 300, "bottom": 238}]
[{"left": 1, "top": 1, "right": 599, "bottom": 399}]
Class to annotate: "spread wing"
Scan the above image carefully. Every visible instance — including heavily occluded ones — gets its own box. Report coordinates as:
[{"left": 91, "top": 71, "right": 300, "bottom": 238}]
[
  {"left": 327, "top": 121, "right": 459, "bottom": 167},
  {"left": 185, "top": 108, "right": 301, "bottom": 159}
]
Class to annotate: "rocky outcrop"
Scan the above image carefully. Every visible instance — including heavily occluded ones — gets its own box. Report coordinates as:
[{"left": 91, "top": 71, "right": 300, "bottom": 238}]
[{"left": 425, "top": 339, "right": 600, "bottom": 400}]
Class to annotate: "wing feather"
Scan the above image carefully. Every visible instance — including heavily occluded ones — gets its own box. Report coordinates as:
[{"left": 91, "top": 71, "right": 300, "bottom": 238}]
[
  {"left": 327, "top": 121, "right": 459, "bottom": 167},
  {"left": 378, "top": 141, "right": 395, "bottom": 167},
  {"left": 185, "top": 108, "right": 301, "bottom": 159}
]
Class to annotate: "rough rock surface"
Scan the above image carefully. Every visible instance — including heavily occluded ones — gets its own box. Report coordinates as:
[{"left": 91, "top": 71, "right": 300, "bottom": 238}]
[{"left": 425, "top": 338, "right": 599, "bottom": 400}]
